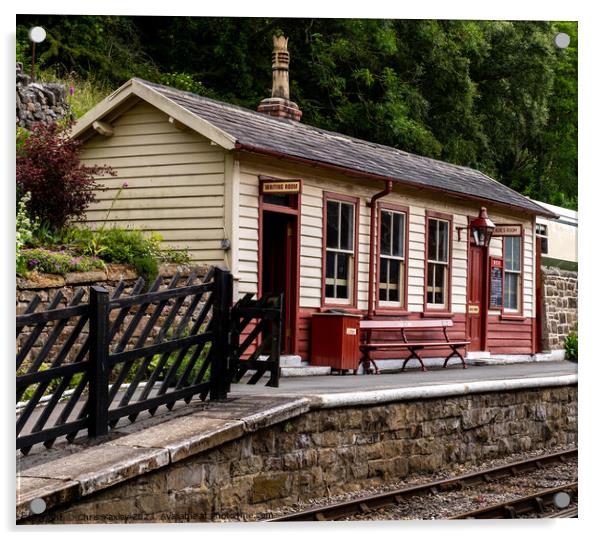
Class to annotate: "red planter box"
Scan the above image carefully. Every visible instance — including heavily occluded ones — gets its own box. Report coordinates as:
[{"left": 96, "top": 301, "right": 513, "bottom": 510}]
[{"left": 310, "top": 313, "right": 361, "bottom": 370}]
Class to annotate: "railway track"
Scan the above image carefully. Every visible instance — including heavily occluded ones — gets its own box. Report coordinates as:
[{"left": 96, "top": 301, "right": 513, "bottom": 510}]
[
  {"left": 266, "top": 448, "right": 577, "bottom": 522},
  {"left": 448, "top": 482, "right": 577, "bottom": 519}
]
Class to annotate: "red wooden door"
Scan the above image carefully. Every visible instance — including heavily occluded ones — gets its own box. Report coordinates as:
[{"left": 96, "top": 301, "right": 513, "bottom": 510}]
[
  {"left": 467, "top": 243, "right": 487, "bottom": 351},
  {"left": 261, "top": 210, "right": 298, "bottom": 353}
]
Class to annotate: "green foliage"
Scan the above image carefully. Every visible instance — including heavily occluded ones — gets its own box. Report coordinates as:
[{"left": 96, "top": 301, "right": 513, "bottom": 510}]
[
  {"left": 16, "top": 192, "right": 36, "bottom": 275},
  {"left": 38, "top": 68, "right": 113, "bottom": 119},
  {"left": 21, "top": 248, "right": 105, "bottom": 274},
  {"left": 68, "top": 227, "right": 162, "bottom": 283},
  {"left": 564, "top": 332, "right": 578, "bottom": 362},
  {"left": 15, "top": 16, "right": 577, "bottom": 209},
  {"left": 158, "top": 72, "right": 215, "bottom": 97},
  {"left": 18, "top": 366, "right": 84, "bottom": 403}
]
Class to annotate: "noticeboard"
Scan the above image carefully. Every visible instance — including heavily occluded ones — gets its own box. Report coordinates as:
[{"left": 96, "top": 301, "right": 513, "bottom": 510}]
[{"left": 489, "top": 257, "right": 504, "bottom": 310}]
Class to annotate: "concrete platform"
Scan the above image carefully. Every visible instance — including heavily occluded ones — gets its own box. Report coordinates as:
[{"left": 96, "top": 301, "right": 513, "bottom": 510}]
[{"left": 233, "top": 360, "right": 577, "bottom": 402}]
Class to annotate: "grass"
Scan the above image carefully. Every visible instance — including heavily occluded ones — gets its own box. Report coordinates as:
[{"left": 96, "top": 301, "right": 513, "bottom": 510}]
[{"left": 37, "top": 68, "right": 114, "bottom": 119}]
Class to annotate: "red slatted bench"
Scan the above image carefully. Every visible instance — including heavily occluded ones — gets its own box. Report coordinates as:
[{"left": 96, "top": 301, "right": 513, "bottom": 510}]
[{"left": 358, "top": 319, "right": 470, "bottom": 374}]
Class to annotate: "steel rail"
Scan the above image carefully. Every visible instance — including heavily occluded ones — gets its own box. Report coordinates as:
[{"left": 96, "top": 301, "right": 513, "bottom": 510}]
[
  {"left": 266, "top": 448, "right": 577, "bottom": 522},
  {"left": 449, "top": 482, "right": 577, "bottom": 519}
]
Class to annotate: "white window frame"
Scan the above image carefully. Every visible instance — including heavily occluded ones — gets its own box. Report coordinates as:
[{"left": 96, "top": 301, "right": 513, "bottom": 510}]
[
  {"left": 503, "top": 236, "right": 522, "bottom": 312},
  {"left": 426, "top": 217, "right": 450, "bottom": 309},
  {"left": 379, "top": 209, "right": 406, "bottom": 307},
  {"left": 325, "top": 199, "right": 355, "bottom": 304}
]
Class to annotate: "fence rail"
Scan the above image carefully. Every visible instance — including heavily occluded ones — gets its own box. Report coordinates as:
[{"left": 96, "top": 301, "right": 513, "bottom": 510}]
[{"left": 16, "top": 266, "right": 277, "bottom": 455}]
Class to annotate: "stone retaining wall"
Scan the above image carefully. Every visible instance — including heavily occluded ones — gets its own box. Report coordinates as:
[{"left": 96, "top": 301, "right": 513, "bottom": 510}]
[
  {"left": 16, "top": 63, "right": 70, "bottom": 129},
  {"left": 27, "top": 385, "right": 577, "bottom": 523},
  {"left": 541, "top": 266, "right": 578, "bottom": 351}
]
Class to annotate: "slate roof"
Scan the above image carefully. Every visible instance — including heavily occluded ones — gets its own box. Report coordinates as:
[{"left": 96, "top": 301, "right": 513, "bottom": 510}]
[{"left": 137, "top": 78, "right": 553, "bottom": 217}]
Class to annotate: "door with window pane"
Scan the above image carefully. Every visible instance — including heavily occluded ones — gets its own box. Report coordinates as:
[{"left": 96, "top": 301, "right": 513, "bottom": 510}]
[
  {"left": 426, "top": 218, "right": 450, "bottom": 308},
  {"left": 379, "top": 209, "right": 406, "bottom": 305},
  {"left": 325, "top": 199, "right": 355, "bottom": 303}
]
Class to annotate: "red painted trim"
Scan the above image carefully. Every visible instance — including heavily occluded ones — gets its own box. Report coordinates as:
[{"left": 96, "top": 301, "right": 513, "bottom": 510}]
[
  {"left": 234, "top": 144, "right": 558, "bottom": 218},
  {"left": 424, "top": 210, "right": 453, "bottom": 313},
  {"left": 376, "top": 202, "right": 410, "bottom": 311},
  {"left": 321, "top": 191, "right": 360, "bottom": 309},
  {"left": 257, "top": 176, "right": 302, "bottom": 355},
  {"left": 499, "top": 314, "right": 527, "bottom": 321},
  {"left": 422, "top": 311, "right": 455, "bottom": 319},
  {"left": 500, "top": 223, "right": 524, "bottom": 317}
]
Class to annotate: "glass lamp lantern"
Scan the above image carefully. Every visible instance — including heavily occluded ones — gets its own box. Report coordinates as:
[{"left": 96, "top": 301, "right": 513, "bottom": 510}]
[{"left": 469, "top": 207, "right": 495, "bottom": 247}]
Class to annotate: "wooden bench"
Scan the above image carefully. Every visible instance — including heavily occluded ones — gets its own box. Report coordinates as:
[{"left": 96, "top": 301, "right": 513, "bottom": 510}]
[{"left": 358, "top": 319, "right": 470, "bottom": 374}]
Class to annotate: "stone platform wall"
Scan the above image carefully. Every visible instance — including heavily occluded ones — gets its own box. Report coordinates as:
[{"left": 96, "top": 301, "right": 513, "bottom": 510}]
[
  {"left": 541, "top": 266, "right": 578, "bottom": 352},
  {"left": 26, "top": 385, "right": 577, "bottom": 523}
]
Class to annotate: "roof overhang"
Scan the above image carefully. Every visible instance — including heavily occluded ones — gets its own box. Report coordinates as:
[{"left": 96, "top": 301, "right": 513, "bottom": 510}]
[
  {"left": 71, "top": 79, "right": 237, "bottom": 150},
  {"left": 234, "top": 143, "right": 559, "bottom": 219}
]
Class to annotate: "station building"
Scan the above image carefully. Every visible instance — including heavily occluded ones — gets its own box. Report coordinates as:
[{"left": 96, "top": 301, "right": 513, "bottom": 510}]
[{"left": 72, "top": 37, "right": 557, "bottom": 363}]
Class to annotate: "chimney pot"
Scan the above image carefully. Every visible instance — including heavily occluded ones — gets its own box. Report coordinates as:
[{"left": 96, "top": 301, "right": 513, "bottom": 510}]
[{"left": 258, "top": 35, "right": 302, "bottom": 121}]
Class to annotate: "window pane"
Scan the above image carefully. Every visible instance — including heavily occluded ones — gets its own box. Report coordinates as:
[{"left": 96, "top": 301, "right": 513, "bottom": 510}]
[
  {"left": 389, "top": 260, "right": 400, "bottom": 302},
  {"left": 434, "top": 264, "right": 445, "bottom": 305},
  {"left": 392, "top": 213, "right": 404, "bottom": 257},
  {"left": 379, "top": 258, "right": 388, "bottom": 301},
  {"left": 438, "top": 220, "right": 449, "bottom": 262},
  {"left": 380, "top": 211, "right": 392, "bottom": 256},
  {"left": 504, "top": 237, "right": 513, "bottom": 270},
  {"left": 326, "top": 251, "right": 335, "bottom": 280},
  {"left": 336, "top": 253, "right": 349, "bottom": 280},
  {"left": 326, "top": 201, "right": 339, "bottom": 249},
  {"left": 340, "top": 203, "right": 354, "bottom": 251},
  {"left": 428, "top": 219, "right": 438, "bottom": 260},
  {"left": 512, "top": 237, "right": 521, "bottom": 271},
  {"left": 504, "top": 272, "right": 519, "bottom": 310}
]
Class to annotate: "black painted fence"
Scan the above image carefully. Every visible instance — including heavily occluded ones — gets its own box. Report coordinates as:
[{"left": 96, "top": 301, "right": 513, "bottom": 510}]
[{"left": 16, "top": 266, "right": 281, "bottom": 454}]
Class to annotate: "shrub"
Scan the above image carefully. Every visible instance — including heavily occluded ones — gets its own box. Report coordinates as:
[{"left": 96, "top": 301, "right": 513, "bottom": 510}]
[
  {"left": 564, "top": 332, "right": 578, "bottom": 362},
  {"left": 16, "top": 192, "right": 36, "bottom": 275},
  {"left": 16, "top": 122, "right": 115, "bottom": 229},
  {"left": 21, "top": 248, "right": 105, "bottom": 275}
]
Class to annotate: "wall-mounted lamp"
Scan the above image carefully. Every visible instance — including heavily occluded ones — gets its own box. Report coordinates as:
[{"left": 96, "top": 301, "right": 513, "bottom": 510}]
[{"left": 456, "top": 207, "right": 495, "bottom": 247}]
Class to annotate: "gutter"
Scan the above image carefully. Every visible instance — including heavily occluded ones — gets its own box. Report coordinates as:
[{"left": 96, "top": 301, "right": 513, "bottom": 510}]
[
  {"left": 234, "top": 143, "right": 558, "bottom": 219},
  {"left": 367, "top": 180, "right": 393, "bottom": 319}
]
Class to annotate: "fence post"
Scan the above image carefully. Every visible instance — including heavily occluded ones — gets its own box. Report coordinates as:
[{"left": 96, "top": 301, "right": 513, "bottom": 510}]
[
  {"left": 210, "top": 266, "right": 233, "bottom": 400},
  {"left": 88, "top": 286, "right": 109, "bottom": 437}
]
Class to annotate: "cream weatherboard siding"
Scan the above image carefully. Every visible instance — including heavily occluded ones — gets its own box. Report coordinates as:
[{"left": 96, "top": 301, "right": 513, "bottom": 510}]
[
  {"left": 235, "top": 156, "right": 535, "bottom": 318},
  {"left": 80, "top": 102, "right": 227, "bottom": 266}
]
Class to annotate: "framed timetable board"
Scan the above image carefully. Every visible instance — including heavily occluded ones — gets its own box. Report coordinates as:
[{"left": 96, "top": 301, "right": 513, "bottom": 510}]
[{"left": 489, "top": 257, "right": 504, "bottom": 309}]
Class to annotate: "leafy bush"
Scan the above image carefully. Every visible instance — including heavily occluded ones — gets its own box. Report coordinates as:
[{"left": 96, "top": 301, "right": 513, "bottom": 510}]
[
  {"left": 158, "top": 72, "right": 215, "bottom": 98},
  {"left": 21, "top": 248, "right": 105, "bottom": 275},
  {"left": 16, "top": 122, "right": 115, "bottom": 229},
  {"left": 564, "top": 332, "right": 578, "bottom": 362}
]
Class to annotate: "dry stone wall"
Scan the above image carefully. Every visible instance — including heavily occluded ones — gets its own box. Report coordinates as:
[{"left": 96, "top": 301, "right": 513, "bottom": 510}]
[
  {"left": 541, "top": 267, "right": 578, "bottom": 351},
  {"left": 16, "top": 62, "right": 70, "bottom": 129},
  {"left": 28, "top": 385, "right": 577, "bottom": 523}
]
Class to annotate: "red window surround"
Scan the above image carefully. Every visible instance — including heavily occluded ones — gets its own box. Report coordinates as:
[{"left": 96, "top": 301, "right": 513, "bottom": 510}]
[
  {"left": 321, "top": 191, "right": 360, "bottom": 309},
  {"left": 423, "top": 209, "right": 453, "bottom": 317}
]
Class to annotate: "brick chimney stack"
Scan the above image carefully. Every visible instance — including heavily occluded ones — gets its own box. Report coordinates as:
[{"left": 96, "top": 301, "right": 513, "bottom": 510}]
[{"left": 257, "top": 35, "right": 302, "bottom": 121}]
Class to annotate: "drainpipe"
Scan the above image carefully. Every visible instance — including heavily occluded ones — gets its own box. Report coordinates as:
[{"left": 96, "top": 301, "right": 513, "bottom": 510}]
[{"left": 367, "top": 180, "right": 394, "bottom": 319}]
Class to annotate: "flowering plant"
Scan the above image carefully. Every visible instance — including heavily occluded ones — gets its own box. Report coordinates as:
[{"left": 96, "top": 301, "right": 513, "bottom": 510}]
[
  {"left": 16, "top": 192, "right": 37, "bottom": 275},
  {"left": 21, "top": 247, "right": 105, "bottom": 274}
]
